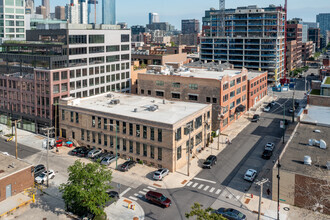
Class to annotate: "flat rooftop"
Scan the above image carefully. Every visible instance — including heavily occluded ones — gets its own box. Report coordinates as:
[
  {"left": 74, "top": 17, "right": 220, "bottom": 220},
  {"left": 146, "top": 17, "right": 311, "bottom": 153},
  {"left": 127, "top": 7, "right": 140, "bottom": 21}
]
[
  {"left": 247, "top": 71, "right": 267, "bottom": 80},
  {"left": 280, "top": 123, "right": 330, "bottom": 179},
  {"left": 0, "top": 153, "right": 33, "bottom": 180},
  {"left": 62, "top": 93, "right": 211, "bottom": 125},
  {"left": 174, "top": 68, "right": 246, "bottom": 79},
  {"left": 300, "top": 105, "right": 330, "bottom": 126}
]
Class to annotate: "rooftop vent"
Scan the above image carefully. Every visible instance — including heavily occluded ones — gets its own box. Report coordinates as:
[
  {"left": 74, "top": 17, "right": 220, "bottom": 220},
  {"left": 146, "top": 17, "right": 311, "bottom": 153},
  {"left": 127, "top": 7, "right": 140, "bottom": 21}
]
[
  {"left": 304, "top": 156, "right": 312, "bottom": 165},
  {"left": 109, "top": 99, "right": 120, "bottom": 105},
  {"left": 320, "top": 139, "right": 327, "bottom": 149},
  {"left": 147, "top": 105, "right": 159, "bottom": 112},
  {"left": 107, "top": 93, "right": 114, "bottom": 98},
  {"left": 313, "top": 130, "right": 321, "bottom": 133},
  {"left": 327, "top": 161, "right": 330, "bottom": 170},
  {"left": 133, "top": 108, "right": 138, "bottom": 112}
]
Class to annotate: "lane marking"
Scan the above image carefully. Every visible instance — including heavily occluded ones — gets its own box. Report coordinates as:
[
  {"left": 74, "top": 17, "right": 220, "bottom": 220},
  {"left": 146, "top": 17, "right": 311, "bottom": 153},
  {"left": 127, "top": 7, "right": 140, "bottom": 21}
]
[
  {"left": 215, "top": 189, "right": 221, "bottom": 194},
  {"left": 134, "top": 193, "right": 139, "bottom": 197},
  {"left": 119, "top": 187, "right": 131, "bottom": 197},
  {"left": 139, "top": 191, "right": 147, "bottom": 195},
  {"left": 192, "top": 183, "right": 198, "bottom": 188},
  {"left": 143, "top": 188, "right": 149, "bottom": 192},
  {"left": 147, "top": 186, "right": 156, "bottom": 190},
  {"left": 193, "top": 177, "right": 217, "bottom": 184},
  {"left": 203, "top": 186, "right": 209, "bottom": 191},
  {"left": 187, "top": 182, "right": 193, "bottom": 187},
  {"left": 209, "top": 187, "right": 215, "bottom": 193},
  {"left": 129, "top": 196, "right": 138, "bottom": 201},
  {"left": 198, "top": 184, "right": 204, "bottom": 189}
]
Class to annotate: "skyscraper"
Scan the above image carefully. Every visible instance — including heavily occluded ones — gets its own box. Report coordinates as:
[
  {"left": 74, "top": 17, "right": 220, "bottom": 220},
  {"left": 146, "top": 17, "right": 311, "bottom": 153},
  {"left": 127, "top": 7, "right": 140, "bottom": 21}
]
[
  {"left": 102, "top": 0, "right": 116, "bottom": 25},
  {"left": 316, "top": 13, "right": 330, "bottom": 37},
  {"left": 55, "top": 6, "right": 66, "bottom": 20},
  {"left": 66, "top": 0, "right": 88, "bottom": 24},
  {"left": 149, "top": 12, "right": 159, "bottom": 25},
  {"left": 42, "top": 0, "right": 50, "bottom": 18},
  {"left": 182, "top": 19, "right": 200, "bottom": 34}
]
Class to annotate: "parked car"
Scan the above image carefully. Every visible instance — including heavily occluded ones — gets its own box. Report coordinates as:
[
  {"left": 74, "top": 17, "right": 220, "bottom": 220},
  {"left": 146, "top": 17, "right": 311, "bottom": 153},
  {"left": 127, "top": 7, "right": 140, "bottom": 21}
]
[
  {"left": 101, "top": 155, "right": 116, "bottom": 166},
  {"left": 105, "top": 191, "right": 120, "bottom": 206},
  {"left": 311, "top": 73, "right": 315, "bottom": 76},
  {"left": 145, "top": 191, "right": 171, "bottom": 208},
  {"left": 288, "top": 107, "right": 294, "bottom": 113},
  {"left": 295, "top": 101, "right": 299, "bottom": 108},
  {"left": 270, "top": 101, "right": 276, "bottom": 106},
  {"left": 202, "top": 155, "right": 217, "bottom": 169},
  {"left": 153, "top": 168, "right": 169, "bottom": 181},
  {"left": 35, "top": 170, "right": 55, "bottom": 184},
  {"left": 93, "top": 152, "right": 109, "bottom": 162},
  {"left": 214, "top": 208, "right": 247, "bottom": 220},
  {"left": 263, "top": 105, "right": 271, "bottom": 112},
  {"left": 71, "top": 147, "right": 82, "bottom": 155},
  {"left": 281, "top": 119, "right": 289, "bottom": 126},
  {"left": 244, "top": 169, "right": 257, "bottom": 182},
  {"left": 77, "top": 147, "right": 90, "bottom": 157},
  {"left": 88, "top": 149, "right": 102, "bottom": 158},
  {"left": 264, "top": 142, "right": 275, "bottom": 151},
  {"left": 120, "top": 161, "right": 136, "bottom": 171},
  {"left": 251, "top": 114, "right": 260, "bottom": 122},
  {"left": 262, "top": 149, "right": 273, "bottom": 159},
  {"left": 34, "top": 164, "right": 46, "bottom": 177}
]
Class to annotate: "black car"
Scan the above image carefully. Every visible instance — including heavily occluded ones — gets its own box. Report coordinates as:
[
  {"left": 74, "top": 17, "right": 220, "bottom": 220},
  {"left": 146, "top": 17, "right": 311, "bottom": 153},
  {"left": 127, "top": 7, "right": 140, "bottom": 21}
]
[
  {"left": 251, "top": 114, "right": 260, "bottom": 122},
  {"left": 94, "top": 152, "right": 109, "bottom": 162},
  {"left": 120, "top": 161, "right": 136, "bottom": 171},
  {"left": 311, "top": 73, "right": 315, "bottom": 76},
  {"left": 71, "top": 147, "right": 82, "bottom": 155},
  {"left": 105, "top": 191, "right": 120, "bottom": 206},
  {"left": 34, "top": 164, "right": 46, "bottom": 177},
  {"left": 215, "top": 208, "right": 246, "bottom": 220},
  {"left": 77, "top": 147, "right": 90, "bottom": 157},
  {"left": 262, "top": 149, "right": 273, "bottom": 159},
  {"left": 203, "top": 155, "right": 217, "bottom": 169}
]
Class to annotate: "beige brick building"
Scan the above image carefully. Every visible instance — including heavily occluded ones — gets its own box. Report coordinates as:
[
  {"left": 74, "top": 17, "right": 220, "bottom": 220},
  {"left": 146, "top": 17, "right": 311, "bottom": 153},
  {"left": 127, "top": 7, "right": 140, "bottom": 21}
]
[{"left": 59, "top": 93, "right": 212, "bottom": 172}]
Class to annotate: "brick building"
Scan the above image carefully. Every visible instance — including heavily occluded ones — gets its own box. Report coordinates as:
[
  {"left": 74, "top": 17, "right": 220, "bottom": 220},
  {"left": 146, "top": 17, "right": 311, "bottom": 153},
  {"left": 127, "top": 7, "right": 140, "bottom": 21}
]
[
  {"left": 247, "top": 72, "right": 268, "bottom": 109},
  {"left": 286, "top": 40, "right": 300, "bottom": 71},
  {"left": 301, "top": 41, "right": 314, "bottom": 61},
  {"left": 0, "top": 154, "right": 34, "bottom": 202},
  {"left": 59, "top": 93, "right": 212, "bottom": 172},
  {"left": 286, "top": 22, "right": 303, "bottom": 71},
  {"left": 308, "top": 28, "right": 321, "bottom": 51}
]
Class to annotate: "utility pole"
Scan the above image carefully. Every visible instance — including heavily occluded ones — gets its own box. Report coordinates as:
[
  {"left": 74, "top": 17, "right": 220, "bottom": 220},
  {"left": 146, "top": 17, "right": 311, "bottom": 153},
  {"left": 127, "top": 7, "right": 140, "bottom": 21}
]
[
  {"left": 256, "top": 178, "right": 269, "bottom": 220},
  {"left": 292, "top": 82, "right": 295, "bottom": 123},
  {"left": 277, "top": 159, "right": 281, "bottom": 220},
  {"left": 283, "top": 104, "right": 285, "bottom": 144},
  {"left": 42, "top": 127, "right": 54, "bottom": 187},
  {"left": 14, "top": 120, "right": 21, "bottom": 159},
  {"left": 107, "top": 124, "right": 118, "bottom": 168}
]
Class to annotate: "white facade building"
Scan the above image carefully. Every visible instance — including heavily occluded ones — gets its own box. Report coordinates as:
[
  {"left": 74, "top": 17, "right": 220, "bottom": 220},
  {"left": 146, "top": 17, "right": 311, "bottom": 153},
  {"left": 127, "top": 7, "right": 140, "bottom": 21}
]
[{"left": 66, "top": 0, "right": 88, "bottom": 24}]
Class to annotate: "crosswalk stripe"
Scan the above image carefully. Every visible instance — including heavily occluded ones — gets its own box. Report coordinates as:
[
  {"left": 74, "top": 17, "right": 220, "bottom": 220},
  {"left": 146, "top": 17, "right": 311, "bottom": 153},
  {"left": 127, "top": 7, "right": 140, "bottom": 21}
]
[
  {"left": 143, "top": 188, "right": 149, "bottom": 192},
  {"left": 134, "top": 193, "right": 139, "bottom": 197},
  {"left": 236, "top": 195, "right": 241, "bottom": 200},
  {"left": 203, "top": 186, "right": 209, "bottom": 191},
  {"left": 147, "top": 186, "right": 156, "bottom": 190},
  {"left": 228, "top": 194, "right": 233, "bottom": 199},
  {"left": 222, "top": 191, "right": 227, "bottom": 197},
  {"left": 215, "top": 189, "right": 221, "bottom": 194},
  {"left": 192, "top": 183, "right": 198, "bottom": 188},
  {"left": 187, "top": 181, "right": 193, "bottom": 187},
  {"left": 198, "top": 184, "right": 204, "bottom": 189},
  {"left": 129, "top": 196, "right": 138, "bottom": 201},
  {"left": 139, "top": 191, "right": 147, "bottom": 195},
  {"left": 209, "top": 187, "right": 215, "bottom": 193}
]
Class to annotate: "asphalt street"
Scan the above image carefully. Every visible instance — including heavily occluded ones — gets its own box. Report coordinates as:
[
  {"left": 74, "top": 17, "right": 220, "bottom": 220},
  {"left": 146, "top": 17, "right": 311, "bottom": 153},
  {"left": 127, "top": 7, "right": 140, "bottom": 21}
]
[{"left": 0, "top": 137, "right": 40, "bottom": 159}]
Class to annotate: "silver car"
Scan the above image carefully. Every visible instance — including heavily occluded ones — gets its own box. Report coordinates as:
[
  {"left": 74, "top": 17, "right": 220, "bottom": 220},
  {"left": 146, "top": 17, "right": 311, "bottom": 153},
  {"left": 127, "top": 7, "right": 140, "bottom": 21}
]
[
  {"left": 88, "top": 149, "right": 102, "bottom": 158},
  {"left": 153, "top": 168, "right": 169, "bottom": 181},
  {"left": 101, "top": 155, "right": 116, "bottom": 166}
]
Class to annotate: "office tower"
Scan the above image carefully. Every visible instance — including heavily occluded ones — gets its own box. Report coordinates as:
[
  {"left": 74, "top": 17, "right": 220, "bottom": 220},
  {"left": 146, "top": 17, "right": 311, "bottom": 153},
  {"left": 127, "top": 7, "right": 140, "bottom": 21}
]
[
  {"left": 42, "top": 0, "right": 50, "bottom": 18},
  {"left": 149, "top": 12, "right": 159, "bottom": 24},
  {"left": 36, "top": 6, "right": 47, "bottom": 19},
  {"left": 308, "top": 28, "right": 321, "bottom": 51},
  {"left": 0, "top": 0, "right": 26, "bottom": 43},
  {"left": 87, "top": 0, "right": 98, "bottom": 24},
  {"left": 182, "top": 19, "right": 200, "bottom": 34},
  {"left": 25, "top": 0, "right": 34, "bottom": 14},
  {"left": 102, "top": 0, "right": 116, "bottom": 25},
  {"left": 316, "top": 13, "right": 330, "bottom": 37},
  {"left": 201, "top": 5, "right": 285, "bottom": 82},
  {"left": 80, "top": 0, "right": 88, "bottom": 24},
  {"left": 55, "top": 6, "right": 66, "bottom": 20},
  {"left": 66, "top": 0, "right": 88, "bottom": 24}
]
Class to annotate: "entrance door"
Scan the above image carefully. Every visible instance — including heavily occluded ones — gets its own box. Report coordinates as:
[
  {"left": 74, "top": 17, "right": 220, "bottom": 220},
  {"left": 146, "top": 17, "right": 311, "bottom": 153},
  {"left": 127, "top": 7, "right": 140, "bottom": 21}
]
[{"left": 6, "top": 184, "right": 12, "bottom": 198}]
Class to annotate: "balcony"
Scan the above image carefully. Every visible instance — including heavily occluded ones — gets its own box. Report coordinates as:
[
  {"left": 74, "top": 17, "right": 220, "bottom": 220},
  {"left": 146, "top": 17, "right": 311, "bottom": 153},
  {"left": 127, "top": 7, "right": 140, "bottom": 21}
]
[
  {"left": 248, "top": 29, "right": 263, "bottom": 32},
  {"left": 248, "top": 17, "right": 263, "bottom": 20},
  {"left": 248, "top": 23, "right": 263, "bottom": 26}
]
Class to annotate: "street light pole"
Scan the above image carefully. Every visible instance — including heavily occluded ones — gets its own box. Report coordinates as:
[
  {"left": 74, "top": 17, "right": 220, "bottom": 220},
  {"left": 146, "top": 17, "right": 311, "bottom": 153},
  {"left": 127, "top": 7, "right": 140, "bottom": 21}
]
[
  {"left": 256, "top": 178, "right": 269, "bottom": 220},
  {"left": 107, "top": 124, "right": 118, "bottom": 168},
  {"left": 277, "top": 160, "right": 281, "bottom": 220},
  {"left": 292, "top": 83, "right": 295, "bottom": 123},
  {"left": 14, "top": 120, "right": 21, "bottom": 159},
  {"left": 187, "top": 124, "right": 192, "bottom": 176},
  {"left": 283, "top": 104, "right": 285, "bottom": 144},
  {"left": 42, "top": 127, "right": 54, "bottom": 188}
]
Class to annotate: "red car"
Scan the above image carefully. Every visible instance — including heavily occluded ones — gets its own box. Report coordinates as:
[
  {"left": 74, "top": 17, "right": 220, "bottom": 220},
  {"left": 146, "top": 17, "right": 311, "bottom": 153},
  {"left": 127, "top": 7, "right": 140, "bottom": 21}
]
[{"left": 145, "top": 191, "right": 171, "bottom": 208}]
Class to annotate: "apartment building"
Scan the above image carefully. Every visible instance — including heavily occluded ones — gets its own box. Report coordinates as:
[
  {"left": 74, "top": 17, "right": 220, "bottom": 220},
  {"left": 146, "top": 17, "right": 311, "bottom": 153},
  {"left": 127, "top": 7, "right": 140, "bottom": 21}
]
[
  {"left": 201, "top": 5, "right": 285, "bottom": 82},
  {"left": 302, "top": 41, "right": 313, "bottom": 61},
  {"left": 286, "top": 22, "right": 302, "bottom": 71},
  {"left": 247, "top": 72, "right": 268, "bottom": 109},
  {"left": 182, "top": 19, "right": 200, "bottom": 34},
  {"left": 59, "top": 93, "right": 212, "bottom": 172},
  {"left": 137, "top": 67, "right": 255, "bottom": 131},
  {"left": 308, "top": 28, "right": 321, "bottom": 51}
]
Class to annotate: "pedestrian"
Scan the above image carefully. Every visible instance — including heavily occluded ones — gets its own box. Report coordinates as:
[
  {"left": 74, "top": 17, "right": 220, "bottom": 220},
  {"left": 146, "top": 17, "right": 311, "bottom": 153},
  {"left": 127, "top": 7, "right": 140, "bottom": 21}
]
[{"left": 267, "top": 188, "right": 271, "bottom": 196}]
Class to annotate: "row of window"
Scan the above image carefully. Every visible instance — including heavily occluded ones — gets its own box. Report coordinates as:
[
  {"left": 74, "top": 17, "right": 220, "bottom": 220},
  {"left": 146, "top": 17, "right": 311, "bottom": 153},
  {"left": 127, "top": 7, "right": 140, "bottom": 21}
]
[
  {"left": 251, "top": 76, "right": 267, "bottom": 88},
  {"left": 155, "top": 81, "right": 199, "bottom": 90},
  {"left": 223, "top": 75, "right": 247, "bottom": 90},
  {"left": 69, "top": 63, "right": 130, "bottom": 79},
  {"left": 175, "top": 116, "right": 203, "bottom": 141},
  {"left": 68, "top": 34, "right": 130, "bottom": 45},
  {"left": 250, "top": 83, "right": 267, "bottom": 96},
  {"left": 71, "top": 81, "right": 130, "bottom": 98}
]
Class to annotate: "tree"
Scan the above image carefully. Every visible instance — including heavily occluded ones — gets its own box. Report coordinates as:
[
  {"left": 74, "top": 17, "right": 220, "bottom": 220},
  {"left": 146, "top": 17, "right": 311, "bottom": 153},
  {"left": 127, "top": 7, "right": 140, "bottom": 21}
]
[
  {"left": 59, "top": 160, "right": 113, "bottom": 217},
  {"left": 185, "top": 203, "right": 226, "bottom": 220}
]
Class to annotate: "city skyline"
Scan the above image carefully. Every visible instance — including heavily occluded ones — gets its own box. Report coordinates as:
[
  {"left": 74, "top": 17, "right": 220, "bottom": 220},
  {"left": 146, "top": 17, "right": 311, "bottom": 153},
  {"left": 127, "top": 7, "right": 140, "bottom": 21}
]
[{"left": 38, "top": 0, "right": 330, "bottom": 28}]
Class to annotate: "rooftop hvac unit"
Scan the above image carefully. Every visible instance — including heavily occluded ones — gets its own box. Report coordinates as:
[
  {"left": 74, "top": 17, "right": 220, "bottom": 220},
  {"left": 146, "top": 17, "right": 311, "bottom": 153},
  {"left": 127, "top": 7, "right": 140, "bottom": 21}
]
[
  {"left": 304, "top": 156, "right": 312, "bottom": 165},
  {"left": 148, "top": 105, "right": 158, "bottom": 112},
  {"left": 327, "top": 161, "right": 330, "bottom": 170},
  {"left": 109, "top": 99, "right": 120, "bottom": 105},
  {"left": 320, "top": 139, "right": 327, "bottom": 149},
  {"left": 133, "top": 108, "right": 137, "bottom": 112},
  {"left": 106, "top": 93, "right": 114, "bottom": 98}
]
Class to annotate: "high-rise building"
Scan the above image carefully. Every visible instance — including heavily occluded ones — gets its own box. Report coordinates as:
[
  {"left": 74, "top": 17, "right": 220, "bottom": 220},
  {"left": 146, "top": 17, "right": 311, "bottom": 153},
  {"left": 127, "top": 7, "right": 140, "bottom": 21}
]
[
  {"left": 0, "top": 0, "right": 26, "bottom": 43},
  {"left": 36, "top": 6, "right": 47, "bottom": 19},
  {"left": 55, "top": 6, "right": 66, "bottom": 20},
  {"left": 201, "top": 5, "right": 285, "bottom": 82},
  {"left": 25, "top": 0, "right": 34, "bottom": 14},
  {"left": 102, "top": 0, "right": 116, "bottom": 25},
  {"left": 286, "top": 21, "right": 303, "bottom": 71},
  {"left": 149, "top": 12, "right": 159, "bottom": 25},
  {"left": 42, "top": 0, "right": 50, "bottom": 18},
  {"left": 66, "top": 0, "right": 88, "bottom": 24},
  {"left": 181, "top": 19, "right": 200, "bottom": 34},
  {"left": 316, "top": 13, "right": 330, "bottom": 37},
  {"left": 308, "top": 28, "right": 321, "bottom": 51}
]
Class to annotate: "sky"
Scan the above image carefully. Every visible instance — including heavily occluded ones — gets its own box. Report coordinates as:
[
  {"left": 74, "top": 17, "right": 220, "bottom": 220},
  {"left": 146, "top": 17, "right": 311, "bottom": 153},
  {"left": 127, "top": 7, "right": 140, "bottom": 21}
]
[{"left": 37, "top": 0, "right": 330, "bottom": 29}]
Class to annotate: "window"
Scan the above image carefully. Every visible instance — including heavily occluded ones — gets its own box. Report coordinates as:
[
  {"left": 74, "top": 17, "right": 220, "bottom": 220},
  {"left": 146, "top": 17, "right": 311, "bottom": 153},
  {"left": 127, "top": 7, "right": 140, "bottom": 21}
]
[
  {"left": 89, "top": 35, "right": 104, "bottom": 44},
  {"left": 236, "top": 77, "right": 241, "bottom": 84},
  {"left": 122, "top": 139, "right": 127, "bottom": 151},
  {"left": 92, "top": 116, "right": 95, "bottom": 127},
  {"left": 87, "top": 131, "right": 90, "bottom": 142},
  {"left": 136, "top": 125, "right": 140, "bottom": 137},
  {"left": 158, "top": 147, "right": 162, "bottom": 161},
  {"left": 104, "top": 135, "right": 108, "bottom": 146},
  {"left": 106, "top": 55, "right": 120, "bottom": 63},
  {"left": 206, "top": 97, "right": 211, "bottom": 102},
  {"left": 207, "top": 111, "right": 210, "bottom": 119},
  {"left": 70, "top": 112, "right": 74, "bottom": 122},
  {"left": 121, "top": 34, "right": 130, "bottom": 42},
  {"left": 230, "top": 80, "right": 235, "bottom": 87},
  {"left": 123, "top": 122, "right": 126, "bottom": 134},
  {"left": 223, "top": 118, "right": 228, "bottom": 126},
  {"left": 136, "top": 142, "right": 140, "bottom": 155},
  {"left": 230, "top": 101, "right": 235, "bottom": 109},
  {"left": 223, "top": 94, "right": 228, "bottom": 102},
  {"left": 110, "top": 136, "right": 114, "bottom": 148},
  {"left": 129, "top": 123, "right": 133, "bottom": 135},
  {"left": 121, "top": 54, "right": 129, "bottom": 60},
  {"left": 236, "top": 98, "right": 241, "bottom": 105},
  {"left": 89, "top": 46, "right": 104, "bottom": 53},
  {"left": 172, "top": 93, "right": 180, "bottom": 99},
  {"left": 62, "top": 110, "right": 65, "bottom": 120},
  {"left": 188, "top": 95, "right": 198, "bottom": 101},
  {"left": 156, "top": 80, "right": 164, "bottom": 86},
  {"left": 81, "top": 129, "right": 85, "bottom": 140},
  {"left": 143, "top": 144, "right": 147, "bottom": 157},
  {"left": 242, "top": 85, "right": 247, "bottom": 91},
  {"left": 121, "top": 45, "right": 130, "bottom": 51},
  {"left": 242, "top": 94, "right": 247, "bottom": 101},
  {"left": 176, "top": 127, "right": 182, "bottom": 141},
  {"left": 158, "top": 129, "right": 162, "bottom": 142},
  {"left": 195, "top": 116, "right": 202, "bottom": 129},
  {"left": 75, "top": 112, "right": 79, "bottom": 123},
  {"left": 92, "top": 132, "right": 96, "bottom": 143},
  {"left": 61, "top": 71, "right": 67, "bottom": 80},
  {"left": 150, "top": 146, "right": 155, "bottom": 159},
  {"left": 106, "top": 45, "right": 120, "bottom": 52},
  {"left": 156, "top": 91, "right": 164, "bottom": 97},
  {"left": 69, "top": 35, "right": 87, "bottom": 44},
  {"left": 150, "top": 127, "right": 154, "bottom": 141},
  {"left": 109, "top": 119, "right": 113, "bottom": 131},
  {"left": 172, "top": 82, "right": 180, "bottom": 88},
  {"left": 98, "top": 133, "right": 102, "bottom": 144},
  {"left": 212, "top": 98, "right": 217, "bottom": 103},
  {"left": 184, "top": 121, "right": 194, "bottom": 135},
  {"left": 98, "top": 117, "right": 101, "bottom": 128},
  {"left": 129, "top": 141, "right": 133, "bottom": 153},
  {"left": 148, "top": 90, "right": 151, "bottom": 95},
  {"left": 223, "top": 83, "right": 229, "bottom": 90},
  {"left": 195, "top": 132, "right": 202, "bottom": 146},
  {"left": 189, "top": 84, "right": 198, "bottom": 90},
  {"left": 143, "top": 126, "right": 147, "bottom": 139},
  {"left": 230, "top": 91, "right": 235, "bottom": 98},
  {"left": 53, "top": 72, "right": 59, "bottom": 81},
  {"left": 237, "top": 87, "right": 241, "bottom": 95},
  {"left": 177, "top": 146, "right": 182, "bottom": 160}
]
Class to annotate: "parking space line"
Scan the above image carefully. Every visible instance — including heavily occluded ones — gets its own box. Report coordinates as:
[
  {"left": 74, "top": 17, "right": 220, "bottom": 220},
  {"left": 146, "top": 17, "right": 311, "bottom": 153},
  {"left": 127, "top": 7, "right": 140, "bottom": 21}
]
[
  {"left": 198, "top": 184, "right": 204, "bottom": 189},
  {"left": 134, "top": 193, "right": 139, "bottom": 197},
  {"left": 143, "top": 188, "right": 149, "bottom": 192},
  {"left": 203, "top": 186, "right": 209, "bottom": 191},
  {"left": 139, "top": 191, "right": 147, "bottom": 195},
  {"left": 119, "top": 187, "right": 131, "bottom": 197},
  {"left": 187, "top": 181, "right": 193, "bottom": 187},
  {"left": 147, "top": 186, "right": 156, "bottom": 190},
  {"left": 193, "top": 177, "right": 216, "bottom": 184},
  {"left": 129, "top": 196, "right": 138, "bottom": 201},
  {"left": 209, "top": 187, "right": 215, "bottom": 193},
  {"left": 192, "top": 183, "right": 198, "bottom": 188}
]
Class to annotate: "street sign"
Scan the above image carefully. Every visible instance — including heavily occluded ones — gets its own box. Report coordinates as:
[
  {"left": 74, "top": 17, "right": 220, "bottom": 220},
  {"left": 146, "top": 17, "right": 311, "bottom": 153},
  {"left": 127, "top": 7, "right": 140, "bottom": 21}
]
[
  {"left": 279, "top": 199, "right": 286, "bottom": 202},
  {"left": 280, "top": 121, "right": 284, "bottom": 129}
]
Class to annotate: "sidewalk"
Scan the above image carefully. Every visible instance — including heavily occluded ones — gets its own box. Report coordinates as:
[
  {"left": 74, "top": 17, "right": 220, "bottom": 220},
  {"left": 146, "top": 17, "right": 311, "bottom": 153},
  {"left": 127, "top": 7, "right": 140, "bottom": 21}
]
[
  {"left": 0, "top": 193, "right": 32, "bottom": 218},
  {"left": 105, "top": 197, "right": 144, "bottom": 220}
]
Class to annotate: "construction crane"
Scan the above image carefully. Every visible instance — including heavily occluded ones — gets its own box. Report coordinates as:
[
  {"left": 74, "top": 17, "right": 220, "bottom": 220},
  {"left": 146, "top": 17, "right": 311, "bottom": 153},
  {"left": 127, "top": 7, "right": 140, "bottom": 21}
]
[{"left": 219, "top": 0, "right": 226, "bottom": 37}]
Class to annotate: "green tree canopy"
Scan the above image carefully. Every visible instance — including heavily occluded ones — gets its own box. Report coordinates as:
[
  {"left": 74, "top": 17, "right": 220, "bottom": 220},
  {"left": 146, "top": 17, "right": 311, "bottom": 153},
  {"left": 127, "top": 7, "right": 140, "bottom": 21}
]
[
  {"left": 59, "top": 160, "right": 113, "bottom": 217},
  {"left": 185, "top": 203, "right": 226, "bottom": 220}
]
